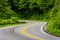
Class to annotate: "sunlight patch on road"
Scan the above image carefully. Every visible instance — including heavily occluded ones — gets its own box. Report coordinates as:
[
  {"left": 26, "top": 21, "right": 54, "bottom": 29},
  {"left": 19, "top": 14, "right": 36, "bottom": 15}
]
[{"left": 21, "top": 23, "right": 44, "bottom": 40}]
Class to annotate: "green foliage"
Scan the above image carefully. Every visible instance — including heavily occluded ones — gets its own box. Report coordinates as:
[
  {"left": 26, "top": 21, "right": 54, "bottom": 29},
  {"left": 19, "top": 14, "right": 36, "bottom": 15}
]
[
  {"left": 0, "top": 0, "right": 18, "bottom": 27},
  {"left": 9, "top": 0, "right": 55, "bottom": 19},
  {"left": 46, "top": 6, "right": 60, "bottom": 36},
  {"left": 0, "top": 0, "right": 17, "bottom": 19},
  {"left": 46, "top": 20, "right": 60, "bottom": 36}
]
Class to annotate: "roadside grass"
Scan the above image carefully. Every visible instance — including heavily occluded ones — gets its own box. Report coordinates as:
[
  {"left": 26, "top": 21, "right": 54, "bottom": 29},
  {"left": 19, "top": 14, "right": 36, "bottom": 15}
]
[
  {"left": 41, "top": 7, "right": 60, "bottom": 37},
  {"left": 0, "top": 20, "right": 26, "bottom": 28},
  {"left": 46, "top": 20, "right": 60, "bottom": 36}
]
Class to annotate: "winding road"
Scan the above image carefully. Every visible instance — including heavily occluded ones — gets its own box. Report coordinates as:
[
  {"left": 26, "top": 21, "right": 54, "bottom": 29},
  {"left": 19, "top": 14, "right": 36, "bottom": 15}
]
[{"left": 0, "top": 20, "right": 60, "bottom": 40}]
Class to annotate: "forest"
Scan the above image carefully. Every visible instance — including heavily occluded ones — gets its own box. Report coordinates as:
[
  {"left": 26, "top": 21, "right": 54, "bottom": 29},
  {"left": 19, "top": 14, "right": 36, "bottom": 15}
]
[{"left": 0, "top": 0, "right": 60, "bottom": 36}]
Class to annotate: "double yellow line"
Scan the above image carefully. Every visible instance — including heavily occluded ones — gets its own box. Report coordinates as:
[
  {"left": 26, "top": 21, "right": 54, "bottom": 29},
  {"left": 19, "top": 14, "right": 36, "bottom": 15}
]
[{"left": 21, "top": 23, "right": 44, "bottom": 40}]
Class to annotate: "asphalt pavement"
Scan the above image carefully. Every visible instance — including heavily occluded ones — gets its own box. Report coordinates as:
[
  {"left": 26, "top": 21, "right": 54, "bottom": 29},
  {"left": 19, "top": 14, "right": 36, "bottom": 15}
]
[{"left": 0, "top": 20, "right": 60, "bottom": 40}]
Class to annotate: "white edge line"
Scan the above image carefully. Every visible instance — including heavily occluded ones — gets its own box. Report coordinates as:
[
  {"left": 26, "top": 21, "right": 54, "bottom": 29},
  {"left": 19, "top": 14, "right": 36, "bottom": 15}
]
[
  {"left": 41, "top": 22, "right": 49, "bottom": 36},
  {"left": 41, "top": 22, "right": 60, "bottom": 38},
  {"left": 0, "top": 25, "right": 20, "bottom": 30}
]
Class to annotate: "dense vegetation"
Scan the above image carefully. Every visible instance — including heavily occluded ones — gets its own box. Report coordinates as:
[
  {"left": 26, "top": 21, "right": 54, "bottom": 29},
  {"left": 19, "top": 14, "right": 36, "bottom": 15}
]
[
  {"left": 9, "top": 0, "right": 55, "bottom": 19},
  {"left": 0, "top": 0, "right": 60, "bottom": 36},
  {"left": 0, "top": 0, "right": 24, "bottom": 27}
]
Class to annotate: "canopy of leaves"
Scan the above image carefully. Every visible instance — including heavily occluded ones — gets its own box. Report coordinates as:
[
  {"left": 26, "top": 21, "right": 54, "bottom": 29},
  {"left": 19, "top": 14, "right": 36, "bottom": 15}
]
[
  {"left": 8, "top": 0, "right": 55, "bottom": 19},
  {"left": 0, "top": 0, "right": 17, "bottom": 20}
]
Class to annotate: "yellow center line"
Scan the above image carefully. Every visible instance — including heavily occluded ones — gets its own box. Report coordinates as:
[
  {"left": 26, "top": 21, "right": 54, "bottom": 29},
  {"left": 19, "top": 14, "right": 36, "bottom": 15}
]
[{"left": 21, "top": 23, "right": 44, "bottom": 40}]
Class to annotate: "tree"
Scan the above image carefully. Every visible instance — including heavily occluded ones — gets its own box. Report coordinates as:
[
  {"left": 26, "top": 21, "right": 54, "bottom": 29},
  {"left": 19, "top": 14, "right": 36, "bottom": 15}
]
[
  {"left": 0, "top": 0, "right": 17, "bottom": 20},
  {"left": 8, "top": 0, "right": 55, "bottom": 19}
]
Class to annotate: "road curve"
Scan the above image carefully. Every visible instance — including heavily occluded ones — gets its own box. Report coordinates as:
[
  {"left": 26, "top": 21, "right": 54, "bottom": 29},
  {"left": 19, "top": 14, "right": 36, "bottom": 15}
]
[{"left": 0, "top": 20, "right": 60, "bottom": 40}]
